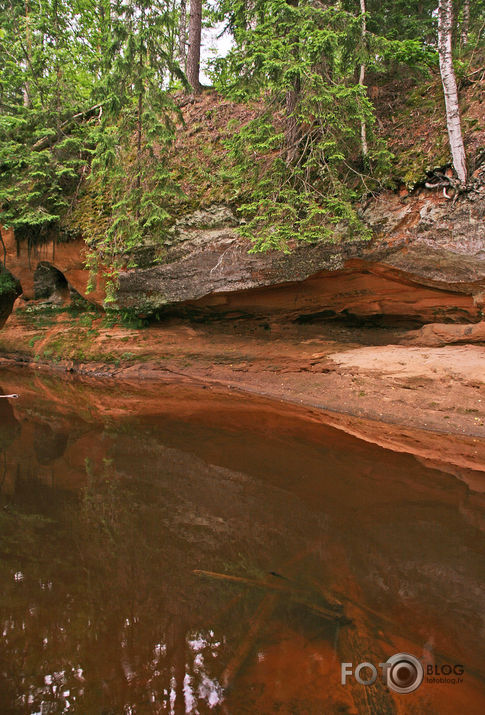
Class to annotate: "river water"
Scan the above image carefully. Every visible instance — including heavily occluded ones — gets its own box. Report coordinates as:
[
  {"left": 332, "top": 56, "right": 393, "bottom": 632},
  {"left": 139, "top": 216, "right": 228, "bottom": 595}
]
[{"left": 0, "top": 368, "right": 484, "bottom": 714}]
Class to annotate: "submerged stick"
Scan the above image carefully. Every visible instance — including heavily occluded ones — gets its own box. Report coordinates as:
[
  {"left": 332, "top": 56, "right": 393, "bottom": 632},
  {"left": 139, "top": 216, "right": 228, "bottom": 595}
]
[
  {"left": 220, "top": 592, "right": 278, "bottom": 690},
  {"left": 193, "top": 569, "right": 349, "bottom": 623}
]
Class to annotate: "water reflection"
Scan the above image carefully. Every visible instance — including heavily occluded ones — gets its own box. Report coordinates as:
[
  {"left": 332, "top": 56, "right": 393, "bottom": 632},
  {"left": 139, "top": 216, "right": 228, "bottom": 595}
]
[
  {"left": 0, "top": 369, "right": 485, "bottom": 714},
  {"left": 0, "top": 384, "right": 20, "bottom": 452}
]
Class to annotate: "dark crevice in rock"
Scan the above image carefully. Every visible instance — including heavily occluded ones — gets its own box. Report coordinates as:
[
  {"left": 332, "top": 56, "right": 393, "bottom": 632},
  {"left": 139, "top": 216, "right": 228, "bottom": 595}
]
[
  {"left": 294, "top": 310, "right": 424, "bottom": 330},
  {"left": 34, "top": 262, "right": 69, "bottom": 303}
]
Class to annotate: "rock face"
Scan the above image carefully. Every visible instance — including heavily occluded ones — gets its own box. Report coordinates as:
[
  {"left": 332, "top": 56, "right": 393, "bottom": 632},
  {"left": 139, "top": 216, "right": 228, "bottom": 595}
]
[
  {"left": 402, "top": 321, "right": 485, "bottom": 347},
  {"left": 0, "top": 227, "right": 106, "bottom": 306},
  {"left": 2, "top": 187, "right": 485, "bottom": 325},
  {"left": 114, "top": 189, "right": 485, "bottom": 323}
]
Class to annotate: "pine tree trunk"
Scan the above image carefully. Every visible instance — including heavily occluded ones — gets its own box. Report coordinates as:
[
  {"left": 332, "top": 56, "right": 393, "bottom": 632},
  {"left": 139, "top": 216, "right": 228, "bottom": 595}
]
[
  {"left": 179, "top": 0, "right": 187, "bottom": 71},
  {"left": 136, "top": 89, "right": 142, "bottom": 202},
  {"left": 136, "top": 12, "right": 145, "bottom": 222},
  {"left": 285, "top": 84, "right": 300, "bottom": 165},
  {"left": 461, "top": 0, "right": 470, "bottom": 46},
  {"left": 285, "top": 0, "right": 300, "bottom": 165},
  {"left": 187, "top": 0, "right": 202, "bottom": 94},
  {"left": 437, "top": 0, "right": 467, "bottom": 184},
  {"left": 359, "top": 0, "right": 368, "bottom": 159},
  {"left": 23, "top": 0, "right": 31, "bottom": 107}
]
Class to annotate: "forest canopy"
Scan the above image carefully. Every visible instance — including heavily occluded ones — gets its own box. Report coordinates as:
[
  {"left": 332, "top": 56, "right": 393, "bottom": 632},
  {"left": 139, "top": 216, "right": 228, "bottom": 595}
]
[{"left": 0, "top": 0, "right": 484, "bottom": 288}]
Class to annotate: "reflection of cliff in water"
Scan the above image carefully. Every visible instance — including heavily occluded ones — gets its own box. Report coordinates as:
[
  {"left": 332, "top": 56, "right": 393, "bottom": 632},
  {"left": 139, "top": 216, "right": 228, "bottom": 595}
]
[
  {"left": 0, "top": 386, "right": 20, "bottom": 452},
  {"left": 1, "top": 373, "right": 485, "bottom": 713},
  {"left": 33, "top": 422, "right": 68, "bottom": 465}
]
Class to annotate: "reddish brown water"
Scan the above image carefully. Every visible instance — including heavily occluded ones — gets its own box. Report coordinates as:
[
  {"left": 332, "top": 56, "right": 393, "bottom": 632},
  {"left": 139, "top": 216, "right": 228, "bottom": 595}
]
[{"left": 0, "top": 368, "right": 485, "bottom": 714}]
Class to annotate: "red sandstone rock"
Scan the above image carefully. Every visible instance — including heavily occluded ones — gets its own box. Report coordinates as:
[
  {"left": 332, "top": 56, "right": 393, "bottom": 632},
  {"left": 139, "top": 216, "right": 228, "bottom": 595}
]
[
  {"left": 402, "top": 321, "right": 485, "bottom": 346},
  {"left": 1, "top": 187, "right": 484, "bottom": 325}
]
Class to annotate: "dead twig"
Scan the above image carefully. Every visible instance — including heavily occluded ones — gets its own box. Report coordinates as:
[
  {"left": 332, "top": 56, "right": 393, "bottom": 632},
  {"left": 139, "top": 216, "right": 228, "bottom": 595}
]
[{"left": 31, "top": 102, "right": 106, "bottom": 152}]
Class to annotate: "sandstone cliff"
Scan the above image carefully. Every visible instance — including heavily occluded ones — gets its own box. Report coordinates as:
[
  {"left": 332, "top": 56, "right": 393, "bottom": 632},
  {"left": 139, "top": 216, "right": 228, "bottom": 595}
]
[{"left": 1, "top": 181, "right": 484, "bottom": 329}]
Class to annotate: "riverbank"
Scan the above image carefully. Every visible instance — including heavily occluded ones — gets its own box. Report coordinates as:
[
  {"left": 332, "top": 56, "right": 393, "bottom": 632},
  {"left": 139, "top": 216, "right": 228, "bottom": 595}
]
[{"left": 1, "top": 305, "right": 484, "bottom": 482}]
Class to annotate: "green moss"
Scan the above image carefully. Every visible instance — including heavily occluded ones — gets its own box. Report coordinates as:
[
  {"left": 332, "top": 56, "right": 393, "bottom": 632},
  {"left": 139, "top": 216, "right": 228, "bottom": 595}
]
[
  {"left": 0, "top": 270, "right": 17, "bottom": 296},
  {"left": 28, "top": 335, "right": 43, "bottom": 348},
  {"left": 78, "top": 314, "right": 94, "bottom": 328}
]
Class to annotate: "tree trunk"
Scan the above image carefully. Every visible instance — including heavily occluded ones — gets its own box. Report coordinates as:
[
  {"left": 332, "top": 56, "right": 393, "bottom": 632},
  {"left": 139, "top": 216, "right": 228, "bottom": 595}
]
[
  {"left": 437, "top": 0, "right": 467, "bottom": 184},
  {"left": 187, "top": 0, "right": 202, "bottom": 94},
  {"left": 285, "top": 0, "right": 300, "bottom": 165},
  {"left": 136, "top": 87, "right": 142, "bottom": 211},
  {"left": 53, "top": 0, "right": 62, "bottom": 121},
  {"left": 23, "top": 0, "right": 31, "bottom": 107},
  {"left": 136, "top": 11, "right": 145, "bottom": 222},
  {"left": 179, "top": 0, "right": 188, "bottom": 71},
  {"left": 359, "top": 0, "right": 368, "bottom": 159},
  {"left": 461, "top": 0, "right": 470, "bottom": 47},
  {"left": 285, "top": 82, "right": 301, "bottom": 165}
]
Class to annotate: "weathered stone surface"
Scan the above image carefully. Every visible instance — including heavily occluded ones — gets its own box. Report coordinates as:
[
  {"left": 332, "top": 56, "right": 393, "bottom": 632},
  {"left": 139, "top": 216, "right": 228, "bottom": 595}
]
[
  {"left": 2, "top": 187, "right": 485, "bottom": 324},
  {"left": 187, "top": 263, "right": 479, "bottom": 324},
  {"left": 402, "top": 321, "right": 485, "bottom": 347},
  {"left": 361, "top": 188, "right": 485, "bottom": 291},
  {"left": 114, "top": 227, "right": 366, "bottom": 311},
  {"left": 171, "top": 204, "right": 239, "bottom": 233},
  {"left": 114, "top": 189, "right": 485, "bottom": 322}
]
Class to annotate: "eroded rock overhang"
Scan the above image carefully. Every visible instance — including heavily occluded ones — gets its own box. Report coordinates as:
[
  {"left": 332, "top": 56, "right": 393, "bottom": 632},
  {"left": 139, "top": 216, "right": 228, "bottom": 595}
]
[{"left": 1, "top": 186, "right": 484, "bottom": 326}]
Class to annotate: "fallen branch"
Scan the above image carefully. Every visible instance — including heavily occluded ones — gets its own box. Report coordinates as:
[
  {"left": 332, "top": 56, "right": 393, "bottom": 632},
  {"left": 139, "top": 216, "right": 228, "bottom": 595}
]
[
  {"left": 467, "top": 65, "right": 485, "bottom": 77},
  {"left": 32, "top": 102, "right": 105, "bottom": 152},
  {"left": 193, "top": 569, "right": 349, "bottom": 623},
  {"left": 220, "top": 592, "right": 278, "bottom": 690},
  {"left": 424, "top": 179, "right": 451, "bottom": 189}
]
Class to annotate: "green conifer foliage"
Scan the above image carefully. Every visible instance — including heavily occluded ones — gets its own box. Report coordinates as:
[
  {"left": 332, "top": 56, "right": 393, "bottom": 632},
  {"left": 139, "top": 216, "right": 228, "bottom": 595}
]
[
  {"left": 82, "top": 0, "right": 185, "bottom": 301},
  {"left": 0, "top": 0, "right": 483, "bottom": 276},
  {"left": 210, "top": 0, "right": 436, "bottom": 251},
  {"left": 0, "top": 0, "right": 94, "bottom": 242},
  {"left": 0, "top": 0, "right": 183, "bottom": 299}
]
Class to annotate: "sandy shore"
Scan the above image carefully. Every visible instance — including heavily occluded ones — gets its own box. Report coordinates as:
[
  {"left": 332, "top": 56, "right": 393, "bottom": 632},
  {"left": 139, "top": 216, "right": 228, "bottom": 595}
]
[{"left": 1, "top": 311, "right": 484, "bottom": 483}]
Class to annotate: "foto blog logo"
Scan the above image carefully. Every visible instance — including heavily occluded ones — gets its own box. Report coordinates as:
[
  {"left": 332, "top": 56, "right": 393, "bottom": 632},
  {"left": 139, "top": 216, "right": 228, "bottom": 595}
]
[{"left": 341, "top": 653, "right": 424, "bottom": 694}]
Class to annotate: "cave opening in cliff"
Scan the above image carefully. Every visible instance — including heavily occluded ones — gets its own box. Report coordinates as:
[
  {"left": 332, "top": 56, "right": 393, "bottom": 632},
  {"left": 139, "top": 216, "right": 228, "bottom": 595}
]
[
  {"left": 294, "top": 309, "right": 425, "bottom": 330},
  {"left": 33, "top": 262, "right": 70, "bottom": 303}
]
